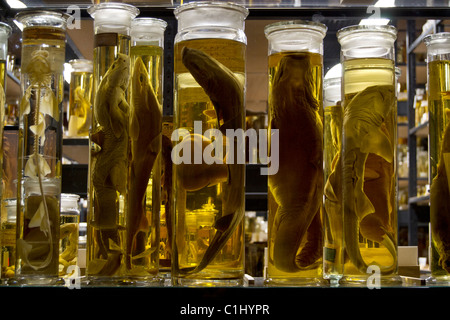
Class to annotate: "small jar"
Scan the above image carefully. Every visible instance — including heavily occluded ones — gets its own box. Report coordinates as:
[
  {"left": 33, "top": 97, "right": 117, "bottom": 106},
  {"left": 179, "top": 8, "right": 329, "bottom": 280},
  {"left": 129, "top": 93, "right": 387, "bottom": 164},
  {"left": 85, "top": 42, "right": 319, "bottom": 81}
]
[
  {"left": 337, "top": 24, "right": 400, "bottom": 286},
  {"left": 0, "top": 22, "right": 11, "bottom": 128},
  {"left": 424, "top": 32, "right": 450, "bottom": 283},
  {"left": 59, "top": 194, "right": 80, "bottom": 277},
  {"left": 1, "top": 199, "right": 16, "bottom": 282}
]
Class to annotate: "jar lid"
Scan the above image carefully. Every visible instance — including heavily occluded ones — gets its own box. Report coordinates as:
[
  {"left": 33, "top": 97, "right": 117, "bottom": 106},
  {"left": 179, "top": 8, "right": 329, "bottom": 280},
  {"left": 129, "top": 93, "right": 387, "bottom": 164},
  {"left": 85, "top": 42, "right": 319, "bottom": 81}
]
[
  {"left": 15, "top": 10, "right": 70, "bottom": 29},
  {"left": 88, "top": 2, "right": 139, "bottom": 32},
  {"left": 0, "top": 22, "right": 12, "bottom": 37},
  {"left": 131, "top": 17, "right": 168, "bottom": 31},
  {"left": 61, "top": 193, "right": 80, "bottom": 208},
  {"left": 131, "top": 18, "right": 167, "bottom": 44},
  {"left": 69, "top": 59, "right": 93, "bottom": 72},
  {"left": 264, "top": 20, "right": 327, "bottom": 38},
  {"left": 174, "top": 1, "right": 249, "bottom": 18},
  {"left": 337, "top": 24, "right": 397, "bottom": 42},
  {"left": 424, "top": 32, "right": 450, "bottom": 46}
]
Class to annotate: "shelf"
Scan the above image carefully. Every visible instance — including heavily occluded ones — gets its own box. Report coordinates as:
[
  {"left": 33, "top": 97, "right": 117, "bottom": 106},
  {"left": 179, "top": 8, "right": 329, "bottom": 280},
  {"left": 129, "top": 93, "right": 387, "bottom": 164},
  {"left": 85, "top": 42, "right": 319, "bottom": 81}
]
[
  {"left": 398, "top": 177, "right": 428, "bottom": 188},
  {"left": 63, "top": 137, "right": 89, "bottom": 146},
  {"left": 398, "top": 122, "right": 408, "bottom": 139},
  {"left": 409, "top": 194, "right": 430, "bottom": 206},
  {"left": 409, "top": 120, "right": 429, "bottom": 138},
  {"left": 0, "top": 284, "right": 448, "bottom": 316},
  {"left": 6, "top": 71, "right": 20, "bottom": 100}
]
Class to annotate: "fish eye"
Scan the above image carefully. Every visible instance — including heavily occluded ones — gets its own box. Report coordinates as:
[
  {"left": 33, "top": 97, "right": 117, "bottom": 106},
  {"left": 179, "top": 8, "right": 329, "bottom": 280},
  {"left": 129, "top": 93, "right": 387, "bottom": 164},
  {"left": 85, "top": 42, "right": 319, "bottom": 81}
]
[{"left": 140, "top": 74, "right": 145, "bottom": 82}]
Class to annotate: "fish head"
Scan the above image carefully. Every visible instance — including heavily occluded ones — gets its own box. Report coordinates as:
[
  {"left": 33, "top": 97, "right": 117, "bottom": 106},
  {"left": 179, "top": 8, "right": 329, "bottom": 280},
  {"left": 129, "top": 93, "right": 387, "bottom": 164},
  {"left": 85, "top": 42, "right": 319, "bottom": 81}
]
[
  {"left": 182, "top": 47, "right": 216, "bottom": 92},
  {"left": 377, "top": 84, "right": 396, "bottom": 114},
  {"left": 106, "top": 53, "right": 130, "bottom": 89},
  {"left": 132, "top": 57, "right": 150, "bottom": 101}
]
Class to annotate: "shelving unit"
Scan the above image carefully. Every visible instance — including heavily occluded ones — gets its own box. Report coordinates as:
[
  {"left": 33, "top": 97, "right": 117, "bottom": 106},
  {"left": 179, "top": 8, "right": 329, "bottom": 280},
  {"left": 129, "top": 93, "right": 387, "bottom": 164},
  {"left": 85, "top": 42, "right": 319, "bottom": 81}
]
[
  {"left": 0, "top": 5, "right": 445, "bottom": 244},
  {"left": 3, "top": 4, "right": 450, "bottom": 306}
]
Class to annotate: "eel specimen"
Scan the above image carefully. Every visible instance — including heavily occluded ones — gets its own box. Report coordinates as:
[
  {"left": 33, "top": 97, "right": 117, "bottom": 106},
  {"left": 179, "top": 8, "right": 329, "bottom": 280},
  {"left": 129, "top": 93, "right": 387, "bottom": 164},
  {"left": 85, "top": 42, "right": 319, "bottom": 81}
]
[
  {"left": 430, "top": 109, "right": 450, "bottom": 273},
  {"left": 268, "top": 54, "right": 324, "bottom": 273},
  {"left": 90, "top": 53, "right": 130, "bottom": 275},
  {"left": 175, "top": 47, "right": 245, "bottom": 274},
  {"left": 342, "top": 84, "right": 397, "bottom": 274},
  {"left": 125, "top": 56, "right": 162, "bottom": 269}
]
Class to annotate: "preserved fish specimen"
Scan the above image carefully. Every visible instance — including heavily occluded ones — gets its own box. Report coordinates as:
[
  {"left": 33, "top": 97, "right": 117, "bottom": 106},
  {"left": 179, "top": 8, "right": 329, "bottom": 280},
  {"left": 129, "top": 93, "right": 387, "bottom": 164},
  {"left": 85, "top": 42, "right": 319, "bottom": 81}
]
[
  {"left": 338, "top": 25, "right": 399, "bottom": 284},
  {"left": 172, "top": 1, "right": 247, "bottom": 286},
  {"left": 89, "top": 53, "right": 130, "bottom": 276},
  {"left": 59, "top": 194, "right": 79, "bottom": 276},
  {"left": 124, "top": 17, "right": 166, "bottom": 279},
  {"left": 174, "top": 46, "right": 245, "bottom": 276},
  {"left": 160, "top": 134, "right": 173, "bottom": 272},
  {"left": 323, "top": 75, "right": 344, "bottom": 283},
  {"left": 264, "top": 20, "right": 326, "bottom": 286},
  {"left": 67, "top": 59, "right": 93, "bottom": 137},
  {"left": 87, "top": 3, "right": 139, "bottom": 283},
  {"left": 0, "top": 22, "right": 11, "bottom": 281},
  {"left": 430, "top": 107, "right": 450, "bottom": 274},
  {"left": 126, "top": 56, "right": 161, "bottom": 272},
  {"left": 341, "top": 84, "right": 397, "bottom": 274},
  {"left": 267, "top": 53, "right": 323, "bottom": 275},
  {"left": 426, "top": 54, "right": 450, "bottom": 278},
  {"left": 15, "top": 12, "right": 68, "bottom": 284}
]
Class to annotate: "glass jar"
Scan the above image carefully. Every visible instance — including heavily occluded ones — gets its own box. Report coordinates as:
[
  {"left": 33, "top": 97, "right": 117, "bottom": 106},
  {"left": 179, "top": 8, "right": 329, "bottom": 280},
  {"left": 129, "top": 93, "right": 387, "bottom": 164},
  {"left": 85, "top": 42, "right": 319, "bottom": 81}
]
[
  {"left": 86, "top": 2, "right": 140, "bottom": 285},
  {"left": 67, "top": 59, "right": 93, "bottom": 138},
  {"left": 172, "top": 1, "right": 248, "bottom": 286},
  {"left": 337, "top": 24, "right": 400, "bottom": 286},
  {"left": 0, "top": 22, "right": 11, "bottom": 159},
  {"left": 323, "top": 66, "right": 344, "bottom": 285},
  {"left": 264, "top": 20, "right": 327, "bottom": 286},
  {"left": 424, "top": 32, "right": 450, "bottom": 284},
  {"left": 0, "top": 22, "right": 11, "bottom": 283},
  {"left": 1, "top": 199, "right": 16, "bottom": 283},
  {"left": 15, "top": 10, "right": 69, "bottom": 285},
  {"left": 130, "top": 18, "right": 167, "bottom": 280},
  {"left": 59, "top": 194, "right": 80, "bottom": 278}
]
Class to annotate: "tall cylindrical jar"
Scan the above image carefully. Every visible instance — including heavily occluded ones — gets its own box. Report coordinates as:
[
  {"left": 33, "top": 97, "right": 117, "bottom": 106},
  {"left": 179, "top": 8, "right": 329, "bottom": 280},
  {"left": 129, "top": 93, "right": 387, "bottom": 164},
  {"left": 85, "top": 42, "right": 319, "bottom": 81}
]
[
  {"left": 323, "top": 66, "right": 343, "bottom": 285},
  {"left": 264, "top": 20, "right": 327, "bottom": 286},
  {"left": 67, "top": 59, "right": 93, "bottom": 138},
  {"left": 424, "top": 32, "right": 450, "bottom": 283},
  {"left": 172, "top": 1, "right": 248, "bottom": 286},
  {"left": 0, "top": 22, "right": 11, "bottom": 160},
  {"left": 127, "top": 17, "right": 167, "bottom": 282},
  {"left": 0, "top": 21, "right": 11, "bottom": 283},
  {"left": 86, "top": 2, "right": 139, "bottom": 285},
  {"left": 337, "top": 25, "right": 400, "bottom": 285},
  {"left": 15, "top": 11, "right": 69, "bottom": 285}
]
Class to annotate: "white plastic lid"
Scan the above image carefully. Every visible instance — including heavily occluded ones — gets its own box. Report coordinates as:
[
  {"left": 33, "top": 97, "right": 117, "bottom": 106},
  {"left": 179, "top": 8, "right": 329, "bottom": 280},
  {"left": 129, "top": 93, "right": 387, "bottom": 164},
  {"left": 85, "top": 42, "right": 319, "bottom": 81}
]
[{"left": 88, "top": 3, "right": 139, "bottom": 35}]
